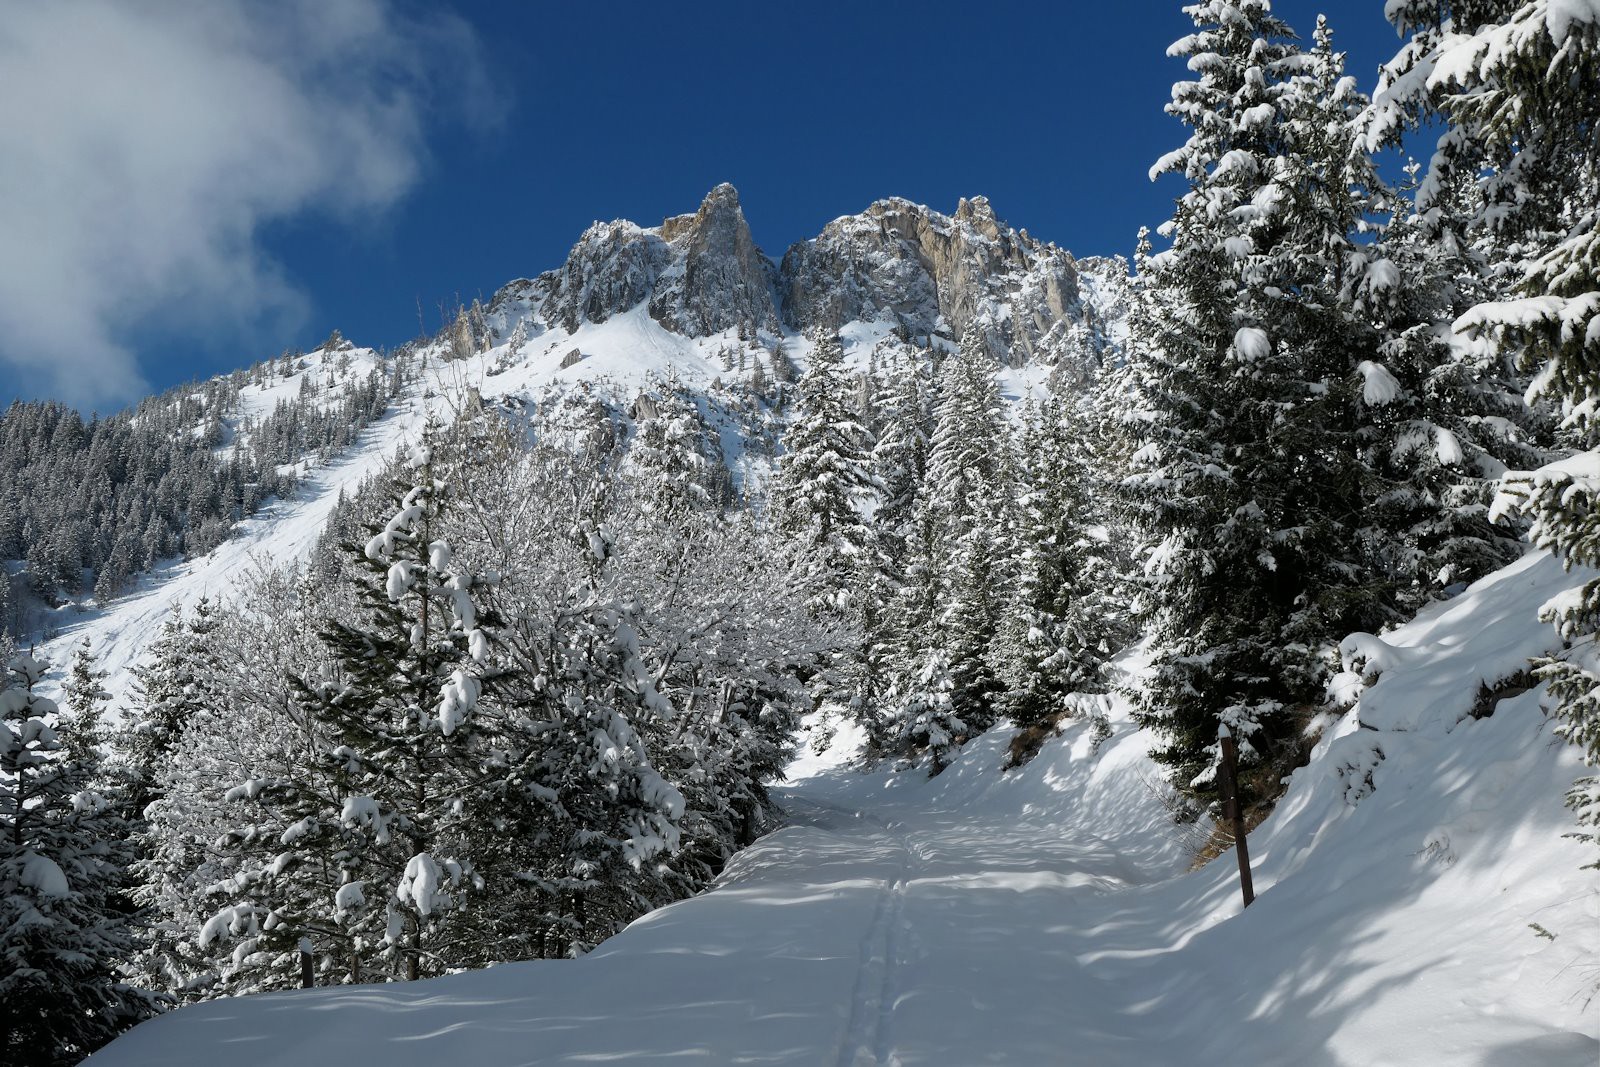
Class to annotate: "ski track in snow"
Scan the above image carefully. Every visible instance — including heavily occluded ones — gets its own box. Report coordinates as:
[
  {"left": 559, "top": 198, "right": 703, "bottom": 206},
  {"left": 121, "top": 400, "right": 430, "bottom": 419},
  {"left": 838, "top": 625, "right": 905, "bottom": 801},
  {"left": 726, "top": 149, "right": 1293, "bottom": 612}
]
[
  {"left": 787, "top": 797, "right": 912, "bottom": 1067},
  {"left": 92, "top": 672, "right": 1600, "bottom": 1065}
]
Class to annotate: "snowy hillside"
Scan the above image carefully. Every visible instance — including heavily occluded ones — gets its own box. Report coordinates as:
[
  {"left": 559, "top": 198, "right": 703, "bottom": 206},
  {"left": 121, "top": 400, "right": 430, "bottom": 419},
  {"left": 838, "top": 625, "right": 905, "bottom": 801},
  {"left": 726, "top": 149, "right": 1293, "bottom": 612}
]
[
  {"left": 92, "top": 548, "right": 1600, "bottom": 1065},
  {"left": 33, "top": 184, "right": 1114, "bottom": 700}
]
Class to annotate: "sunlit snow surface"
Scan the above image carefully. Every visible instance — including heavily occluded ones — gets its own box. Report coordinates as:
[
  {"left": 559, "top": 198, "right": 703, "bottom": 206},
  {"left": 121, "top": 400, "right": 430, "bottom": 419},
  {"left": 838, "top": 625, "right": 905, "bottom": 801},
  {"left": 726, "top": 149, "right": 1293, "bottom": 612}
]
[{"left": 95, "top": 551, "right": 1600, "bottom": 1066}]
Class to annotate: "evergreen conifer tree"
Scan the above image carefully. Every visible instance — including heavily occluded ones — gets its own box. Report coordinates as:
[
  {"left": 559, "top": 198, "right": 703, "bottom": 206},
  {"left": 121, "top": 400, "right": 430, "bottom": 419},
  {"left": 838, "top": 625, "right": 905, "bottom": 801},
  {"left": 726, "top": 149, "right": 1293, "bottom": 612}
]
[
  {"left": 916, "top": 331, "right": 1013, "bottom": 739},
  {"left": 122, "top": 598, "right": 224, "bottom": 815},
  {"left": 1122, "top": 2, "right": 1388, "bottom": 800},
  {"left": 1374, "top": 2, "right": 1600, "bottom": 866},
  {"left": 770, "top": 331, "right": 878, "bottom": 612},
  {"left": 201, "top": 422, "right": 503, "bottom": 984},
  {"left": 994, "top": 399, "right": 1118, "bottom": 730},
  {"left": 1, "top": 653, "right": 155, "bottom": 1065}
]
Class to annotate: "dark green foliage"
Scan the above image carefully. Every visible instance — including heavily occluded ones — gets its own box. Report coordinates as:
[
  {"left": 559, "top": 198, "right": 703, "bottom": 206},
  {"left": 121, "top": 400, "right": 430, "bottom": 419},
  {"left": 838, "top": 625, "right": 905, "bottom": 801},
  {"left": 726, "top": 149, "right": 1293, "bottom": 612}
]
[
  {"left": 1121, "top": 4, "right": 1382, "bottom": 800},
  {"left": 1, "top": 654, "right": 156, "bottom": 1066}
]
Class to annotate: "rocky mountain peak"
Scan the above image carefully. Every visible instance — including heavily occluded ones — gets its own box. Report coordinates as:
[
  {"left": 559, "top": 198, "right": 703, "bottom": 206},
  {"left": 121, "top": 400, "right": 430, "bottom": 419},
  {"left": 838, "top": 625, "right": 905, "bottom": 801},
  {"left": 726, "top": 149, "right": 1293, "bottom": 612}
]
[
  {"left": 660, "top": 181, "right": 742, "bottom": 243},
  {"left": 953, "top": 195, "right": 1001, "bottom": 237},
  {"left": 650, "top": 183, "right": 780, "bottom": 336},
  {"left": 780, "top": 196, "right": 1113, "bottom": 370},
  {"left": 513, "top": 185, "right": 1125, "bottom": 376}
]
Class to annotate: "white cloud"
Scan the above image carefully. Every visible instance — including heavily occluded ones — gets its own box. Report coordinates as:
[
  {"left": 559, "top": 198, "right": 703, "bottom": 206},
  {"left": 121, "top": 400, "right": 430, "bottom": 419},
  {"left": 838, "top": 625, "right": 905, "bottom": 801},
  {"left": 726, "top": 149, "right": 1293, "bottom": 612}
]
[{"left": 0, "top": 0, "right": 492, "bottom": 410}]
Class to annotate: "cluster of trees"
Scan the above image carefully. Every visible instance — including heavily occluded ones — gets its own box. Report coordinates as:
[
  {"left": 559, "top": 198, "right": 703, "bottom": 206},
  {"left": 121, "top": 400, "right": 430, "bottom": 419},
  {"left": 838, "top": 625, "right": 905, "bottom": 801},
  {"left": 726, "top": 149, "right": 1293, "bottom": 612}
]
[
  {"left": 1381, "top": 2, "right": 1600, "bottom": 863},
  {"left": 1116, "top": 3, "right": 1553, "bottom": 801},
  {"left": 771, "top": 330, "right": 1124, "bottom": 772},
  {"left": 771, "top": 0, "right": 1576, "bottom": 821},
  {"left": 3, "top": 400, "right": 829, "bottom": 1062},
  {"left": 0, "top": 340, "right": 396, "bottom": 630}
]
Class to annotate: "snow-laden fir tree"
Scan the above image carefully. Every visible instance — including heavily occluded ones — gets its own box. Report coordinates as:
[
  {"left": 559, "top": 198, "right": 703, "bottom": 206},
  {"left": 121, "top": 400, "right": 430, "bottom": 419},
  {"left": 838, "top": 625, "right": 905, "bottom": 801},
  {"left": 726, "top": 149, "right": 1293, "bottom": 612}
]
[
  {"left": 902, "top": 330, "right": 1013, "bottom": 748},
  {"left": 1, "top": 653, "right": 155, "bottom": 1066},
  {"left": 896, "top": 646, "right": 963, "bottom": 775},
  {"left": 131, "top": 561, "right": 368, "bottom": 998},
  {"left": 770, "top": 331, "right": 879, "bottom": 612},
  {"left": 482, "top": 460, "right": 687, "bottom": 957},
  {"left": 1122, "top": 3, "right": 1391, "bottom": 801},
  {"left": 628, "top": 377, "right": 729, "bottom": 516},
  {"left": 614, "top": 499, "right": 821, "bottom": 894},
  {"left": 870, "top": 349, "right": 934, "bottom": 576},
  {"left": 121, "top": 597, "right": 225, "bottom": 815},
  {"left": 1350, "top": 157, "right": 1550, "bottom": 611},
  {"left": 61, "top": 637, "right": 112, "bottom": 770},
  {"left": 1373, "top": 3, "right": 1600, "bottom": 866},
  {"left": 994, "top": 398, "right": 1119, "bottom": 731},
  {"left": 201, "top": 421, "right": 502, "bottom": 984},
  {"left": 769, "top": 330, "right": 881, "bottom": 741}
]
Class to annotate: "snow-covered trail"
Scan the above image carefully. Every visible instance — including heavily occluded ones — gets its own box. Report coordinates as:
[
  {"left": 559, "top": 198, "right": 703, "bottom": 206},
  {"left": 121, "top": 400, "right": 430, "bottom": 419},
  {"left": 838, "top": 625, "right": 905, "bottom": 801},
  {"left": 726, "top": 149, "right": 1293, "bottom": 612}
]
[
  {"left": 92, "top": 552, "right": 1600, "bottom": 1066},
  {"left": 778, "top": 786, "right": 1172, "bottom": 1066},
  {"left": 92, "top": 732, "right": 1189, "bottom": 1067}
]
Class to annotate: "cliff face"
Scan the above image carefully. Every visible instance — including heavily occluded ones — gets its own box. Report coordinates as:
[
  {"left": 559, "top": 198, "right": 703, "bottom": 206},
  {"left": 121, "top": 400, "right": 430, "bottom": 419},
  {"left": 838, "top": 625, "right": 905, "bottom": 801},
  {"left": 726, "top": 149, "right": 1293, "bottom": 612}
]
[
  {"left": 513, "top": 184, "right": 1125, "bottom": 371},
  {"left": 650, "top": 183, "right": 781, "bottom": 337},
  {"left": 779, "top": 195, "right": 1101, "bottom": 366},
  {"left": 537, "top": 220, "right": 673, "bottom": 334},
  {"left": 531, "top": 183, "right": 779, "bottom": 339}
]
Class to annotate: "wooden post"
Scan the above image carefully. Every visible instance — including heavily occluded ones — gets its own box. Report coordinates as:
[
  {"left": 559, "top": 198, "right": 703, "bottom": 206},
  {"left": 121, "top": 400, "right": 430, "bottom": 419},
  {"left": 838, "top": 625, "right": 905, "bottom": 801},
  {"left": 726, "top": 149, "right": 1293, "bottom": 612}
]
[
  {"left": 1217, "top": 725, "right": 1256, "bottom": 908},
  {"left": 298, "top": 936, "right": 314, "bottom": 989}
]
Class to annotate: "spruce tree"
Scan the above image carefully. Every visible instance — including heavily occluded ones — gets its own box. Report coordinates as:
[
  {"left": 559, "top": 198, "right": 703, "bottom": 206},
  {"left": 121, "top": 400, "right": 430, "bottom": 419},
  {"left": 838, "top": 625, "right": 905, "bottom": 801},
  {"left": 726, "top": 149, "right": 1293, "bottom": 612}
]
[
  {"left": 1, "top": 653, "right": 155, "bottom": 1066},
  {"left": 203, "top": 422, "right": 503, "bottom": 984},
  {"left": 1122, "top": 3, "right": 1385, "bottom": 800},
  {"left": 123, "top": 598, "right": 224, "bottom": 815},
  {"left": 770, "top": 331, "right": 880, "bottom": 737},
  {"left": 1352, "top": 159, "right": 1548, "bottom": 610},
  {"left": 870, "top": 350, "right": 933, "bottom": 577},
  {"left": 61, "top": 637, "right": 111, "bottom": 769},
  {"left": 770, "top": 331, "right": 878, "bottom": 612},
  {"left": 483, "top": 466, "right": 687, "bottom": 957},
  {"left": 629, "top": 378, "right": 728, "bottom": 516},
  {"left": 917, "top": 331, "right": 1013, "bottom": 739},
  {"left": 994, "top": 399, "right": 1118, "bottom": 730},
  {"left": 1376, "top": 3, "right": 1600, "bottom": 866},
  {"left": 896, "top": 646, "right": 963, "bottom": 774}
]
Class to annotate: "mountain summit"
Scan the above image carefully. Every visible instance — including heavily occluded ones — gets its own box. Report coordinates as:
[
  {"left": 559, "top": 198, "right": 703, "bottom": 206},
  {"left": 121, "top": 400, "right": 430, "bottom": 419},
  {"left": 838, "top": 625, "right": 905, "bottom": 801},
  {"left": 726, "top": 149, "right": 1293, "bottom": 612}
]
[{"left": 507, "top": 184, "right": 1124, "bottom": 376}]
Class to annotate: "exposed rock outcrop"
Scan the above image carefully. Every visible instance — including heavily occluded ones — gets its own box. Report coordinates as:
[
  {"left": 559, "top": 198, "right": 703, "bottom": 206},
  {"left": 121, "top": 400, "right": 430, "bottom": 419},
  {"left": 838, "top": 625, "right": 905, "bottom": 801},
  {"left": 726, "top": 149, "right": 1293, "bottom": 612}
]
[
  {"left": 537, "top": 220, "right": 673, "bottom": 333},
  {"left": 650, "top": 183, "right": 781, "bottom": 337},
  {"left": 496, "top": 184, "right": 1127, "bottom": 374},
  {"left": 530, "top": 184, "right": 780, "bottom": 338},
  {"left": 780, "top": 196, "right": 1102, "bottom": 367}
]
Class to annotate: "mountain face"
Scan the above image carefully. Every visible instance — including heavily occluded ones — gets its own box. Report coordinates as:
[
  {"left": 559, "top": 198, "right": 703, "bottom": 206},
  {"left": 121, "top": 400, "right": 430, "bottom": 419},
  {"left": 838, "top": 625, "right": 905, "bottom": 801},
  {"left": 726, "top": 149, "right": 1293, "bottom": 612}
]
[
  {"left": 535, "top": 184, "right": 781, "bottom": 339},
  {"left": 513, "top": 184, "right": 1125, "bottom": 372},
  {"left": 781, "top": 195, "right": 1108, "bottom": 367},
  {"left": 652, "top": 183, "right": 782, "bottom": 337}
]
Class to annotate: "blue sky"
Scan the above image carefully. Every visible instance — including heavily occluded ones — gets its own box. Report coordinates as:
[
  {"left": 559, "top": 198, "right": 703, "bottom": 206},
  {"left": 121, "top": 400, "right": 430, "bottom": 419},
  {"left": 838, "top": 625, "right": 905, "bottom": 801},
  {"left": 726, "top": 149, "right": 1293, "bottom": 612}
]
[{"left": 0, "top": 2, "right": 1406, "bottom": 409}]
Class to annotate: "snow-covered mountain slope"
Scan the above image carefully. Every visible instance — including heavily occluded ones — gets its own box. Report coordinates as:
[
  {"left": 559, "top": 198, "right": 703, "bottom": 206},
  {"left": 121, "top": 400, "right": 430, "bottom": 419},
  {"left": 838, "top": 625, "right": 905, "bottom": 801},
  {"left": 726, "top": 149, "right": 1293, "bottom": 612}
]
[
  {"left": 30, "top": 181, "right": 1124, "bottom": 696},
  {"left": 38, "top": 390, "right": 424, "bottom": 705},
  {"left": 93, "top": 548, "right": 1600, "bottom": 1066}
]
